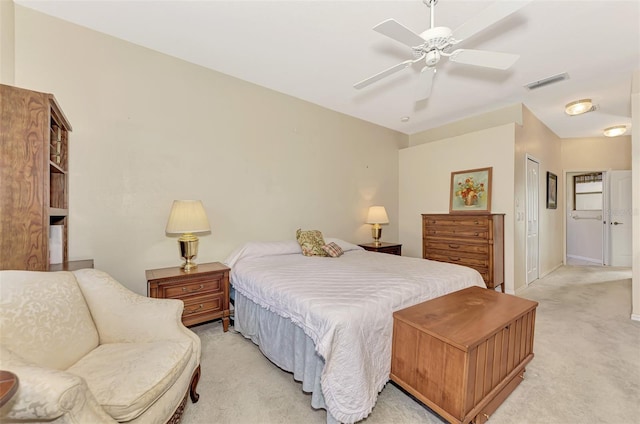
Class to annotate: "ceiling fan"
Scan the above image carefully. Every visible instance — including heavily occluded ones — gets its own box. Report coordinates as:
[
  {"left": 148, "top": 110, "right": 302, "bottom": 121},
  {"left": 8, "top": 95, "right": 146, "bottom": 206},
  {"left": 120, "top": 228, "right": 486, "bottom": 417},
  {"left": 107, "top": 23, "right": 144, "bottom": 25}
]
[{"left": 354, "top": 0, "right": 532, "bottom": 100}]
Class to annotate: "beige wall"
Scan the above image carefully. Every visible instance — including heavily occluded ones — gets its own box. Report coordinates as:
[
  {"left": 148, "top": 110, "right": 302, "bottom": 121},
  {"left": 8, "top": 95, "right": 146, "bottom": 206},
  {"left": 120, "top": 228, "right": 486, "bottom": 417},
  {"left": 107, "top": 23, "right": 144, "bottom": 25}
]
[
  {"left": 0, "top": 0, "right": 15, "bottom": 84},
  {"left": 399, "top": 124, "right": 516, "bottom": 291},
  {"left": 562, "top": 136, "right": 632, "bottom": 170},
  {"left": 12, "top": 6, "right": 406, "bottom": 294},
  {"left": 514, "top": 107, "right": 564, "bottom": 290}
]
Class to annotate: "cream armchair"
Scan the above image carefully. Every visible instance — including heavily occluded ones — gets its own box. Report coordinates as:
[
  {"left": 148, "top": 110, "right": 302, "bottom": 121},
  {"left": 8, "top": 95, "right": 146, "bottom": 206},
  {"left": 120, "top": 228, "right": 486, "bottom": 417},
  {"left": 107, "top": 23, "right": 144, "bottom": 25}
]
[{"left": 0, "top": 269, "right": 201, "bottom": 423}]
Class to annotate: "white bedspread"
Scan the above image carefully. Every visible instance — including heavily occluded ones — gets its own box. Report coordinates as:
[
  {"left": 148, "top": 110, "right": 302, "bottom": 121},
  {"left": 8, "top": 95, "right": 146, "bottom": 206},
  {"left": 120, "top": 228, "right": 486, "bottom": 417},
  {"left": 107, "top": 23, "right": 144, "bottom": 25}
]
[{"left": 226, "top": 239, "right": 485, "bottom": 423}]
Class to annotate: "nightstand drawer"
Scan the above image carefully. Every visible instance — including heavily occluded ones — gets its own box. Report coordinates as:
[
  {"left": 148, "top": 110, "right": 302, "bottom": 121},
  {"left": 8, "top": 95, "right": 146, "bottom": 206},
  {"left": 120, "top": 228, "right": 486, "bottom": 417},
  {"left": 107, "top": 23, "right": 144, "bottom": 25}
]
[
  {"left": 358, "top": 242, "right": 402, "bottom": 256},
  {"left": 182, "top": 294, "right": 223, "bottom": 316},
  {"left": 375, "top": 245, "right": 402, "bottom": 255},
  {"left": 163, "top": 276, "right": 222, "bottom": 299}
]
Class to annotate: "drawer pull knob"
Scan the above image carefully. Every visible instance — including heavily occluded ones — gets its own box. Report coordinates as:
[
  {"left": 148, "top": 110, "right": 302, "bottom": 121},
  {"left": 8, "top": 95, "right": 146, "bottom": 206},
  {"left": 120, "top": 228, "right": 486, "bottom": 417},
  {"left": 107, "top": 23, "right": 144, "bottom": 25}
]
[
  {"left": 474, "top": 232, "right": 479, "bottom": 236},
  {"left": 182, "top": 284, "right": 204, "bottom": 292},
  {"left": 448, "top": 244, "right": 460, "bottom": 249},
  {"left": 483, "top": 413, "right": 490, "bottom": 419},
  {"left": 449, "top": 257, "right": 461, "bottom": 261},
  {"left": 184, "top": 304, "right": 204, "bottom": 315}
]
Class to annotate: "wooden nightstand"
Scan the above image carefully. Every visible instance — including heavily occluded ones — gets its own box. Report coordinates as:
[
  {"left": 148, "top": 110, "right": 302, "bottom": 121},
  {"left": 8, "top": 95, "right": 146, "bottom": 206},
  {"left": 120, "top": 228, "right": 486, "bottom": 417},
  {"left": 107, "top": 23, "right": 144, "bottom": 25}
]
[
  {"left": 358, "top": 242, "right": 402, "bottom": 256},
  {"left": 146, "top": 262, "right": 230, "bottom": 331}
]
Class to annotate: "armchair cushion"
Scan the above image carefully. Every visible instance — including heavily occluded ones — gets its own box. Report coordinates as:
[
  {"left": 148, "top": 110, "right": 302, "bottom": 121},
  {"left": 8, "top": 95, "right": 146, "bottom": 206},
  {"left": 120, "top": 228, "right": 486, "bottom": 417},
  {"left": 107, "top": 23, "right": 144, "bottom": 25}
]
[
  {"left": 0, "top": 346, "right": 113, "bottom": 423},
  {"left": 0, "top": 270, "right": 99, "bottom": 370},
  {"left": 67, "top": 340, "right": 192, "bottom": 421}
]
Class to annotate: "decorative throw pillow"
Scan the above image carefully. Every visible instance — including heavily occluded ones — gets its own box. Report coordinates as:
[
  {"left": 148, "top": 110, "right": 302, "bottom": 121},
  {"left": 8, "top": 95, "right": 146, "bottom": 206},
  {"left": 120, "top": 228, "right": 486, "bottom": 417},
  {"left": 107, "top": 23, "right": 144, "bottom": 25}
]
[
  {"left": 322, "top": 242, "right": 344, "bottom": 258},
  {"left": 296, "top": 229, "right": 328, "bottom": 257}
]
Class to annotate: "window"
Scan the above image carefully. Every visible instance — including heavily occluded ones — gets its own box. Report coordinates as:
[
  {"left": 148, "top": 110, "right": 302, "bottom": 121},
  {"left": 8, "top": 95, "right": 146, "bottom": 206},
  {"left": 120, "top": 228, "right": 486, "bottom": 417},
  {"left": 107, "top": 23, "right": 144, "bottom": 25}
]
[{"left": 573, "top": 173, "right": 602, "bottom": 210}]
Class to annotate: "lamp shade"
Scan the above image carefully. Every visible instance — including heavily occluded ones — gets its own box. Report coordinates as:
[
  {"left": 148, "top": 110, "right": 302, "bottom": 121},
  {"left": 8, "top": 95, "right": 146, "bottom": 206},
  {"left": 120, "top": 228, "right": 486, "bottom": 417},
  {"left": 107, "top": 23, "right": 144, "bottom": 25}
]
[
  {"left": 366, "top": 206, "right": 389, "bottom": 224},
  {"left": 165, "top": 200, "right": 211, "bottom": 234}
]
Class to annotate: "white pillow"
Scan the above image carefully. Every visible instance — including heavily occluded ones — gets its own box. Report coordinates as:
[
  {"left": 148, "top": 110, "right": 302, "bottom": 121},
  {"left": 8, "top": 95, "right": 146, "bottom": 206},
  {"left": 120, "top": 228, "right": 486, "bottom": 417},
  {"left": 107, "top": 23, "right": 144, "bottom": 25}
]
[
  {"left": 324, "top": 238, "right": 364, "bottom": 253},
  {"left": 224, "top": 240, "right": 302, "bottom": 268}
]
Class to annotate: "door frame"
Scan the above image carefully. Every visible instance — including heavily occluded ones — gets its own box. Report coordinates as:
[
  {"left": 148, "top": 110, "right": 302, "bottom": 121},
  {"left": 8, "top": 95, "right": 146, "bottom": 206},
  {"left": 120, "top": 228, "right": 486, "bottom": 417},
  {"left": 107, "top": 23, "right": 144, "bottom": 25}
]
[{"left": 525, "top": 154, "right": 540, "bottom": 286}]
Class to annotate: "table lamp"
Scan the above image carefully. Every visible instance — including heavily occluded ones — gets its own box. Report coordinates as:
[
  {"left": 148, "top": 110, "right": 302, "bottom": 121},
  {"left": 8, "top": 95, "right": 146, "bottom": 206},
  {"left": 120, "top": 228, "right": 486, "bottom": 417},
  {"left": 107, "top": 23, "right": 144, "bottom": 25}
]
[
  {"left": 366, "top": 206, "right": 389, "bottom": 246},
  {"left": 165, "top": 200, "right": 211, "bottom": 271}
]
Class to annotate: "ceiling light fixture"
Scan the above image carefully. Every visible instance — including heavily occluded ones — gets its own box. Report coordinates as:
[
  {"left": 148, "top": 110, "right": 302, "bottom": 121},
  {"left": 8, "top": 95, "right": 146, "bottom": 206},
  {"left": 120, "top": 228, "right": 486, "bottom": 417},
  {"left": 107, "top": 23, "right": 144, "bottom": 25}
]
[
  {"left": 603, "top": 125, "right": 627, "bottom": 137},
  {"left": 564, "top": 99, "right": 593, "bottom": 116}
]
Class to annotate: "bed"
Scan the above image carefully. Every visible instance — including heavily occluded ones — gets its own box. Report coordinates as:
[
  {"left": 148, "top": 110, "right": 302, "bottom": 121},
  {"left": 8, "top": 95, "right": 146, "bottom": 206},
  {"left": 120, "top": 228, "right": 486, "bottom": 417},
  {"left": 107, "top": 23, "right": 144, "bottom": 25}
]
[{"left": 225, "top": 238, "right": 486, "bottom": 424}]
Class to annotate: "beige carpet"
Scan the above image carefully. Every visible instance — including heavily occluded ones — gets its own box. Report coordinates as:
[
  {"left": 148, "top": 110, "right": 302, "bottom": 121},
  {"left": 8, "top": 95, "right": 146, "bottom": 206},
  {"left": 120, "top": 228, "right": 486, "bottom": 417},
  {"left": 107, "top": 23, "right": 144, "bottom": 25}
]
[{"left": 181, "top": 265, "right": 639, "bottom": 424}]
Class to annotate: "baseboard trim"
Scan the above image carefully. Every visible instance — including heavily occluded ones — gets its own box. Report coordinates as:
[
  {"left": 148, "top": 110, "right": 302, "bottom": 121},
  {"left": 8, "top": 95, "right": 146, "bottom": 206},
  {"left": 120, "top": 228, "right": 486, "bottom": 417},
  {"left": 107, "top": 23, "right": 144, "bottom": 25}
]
[
  {"left": 566, "top": 254, "right": 602, "bottom": 265},
  {"left": 540, "top": 263, "right": 563, "bottom": 279},
  {"left": 631, "top": 314, "right": 640, "bottom": 322}
]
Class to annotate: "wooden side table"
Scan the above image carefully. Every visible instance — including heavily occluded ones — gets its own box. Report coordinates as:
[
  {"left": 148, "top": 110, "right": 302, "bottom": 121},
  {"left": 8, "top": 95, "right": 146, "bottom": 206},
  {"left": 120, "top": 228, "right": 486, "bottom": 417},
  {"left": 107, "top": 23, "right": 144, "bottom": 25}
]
[
  {"left": 358, "top": 242, "right": 402, "bottom": 256},
  {"left": 146, "top": 262, "right": 230, "bottom": 331}
]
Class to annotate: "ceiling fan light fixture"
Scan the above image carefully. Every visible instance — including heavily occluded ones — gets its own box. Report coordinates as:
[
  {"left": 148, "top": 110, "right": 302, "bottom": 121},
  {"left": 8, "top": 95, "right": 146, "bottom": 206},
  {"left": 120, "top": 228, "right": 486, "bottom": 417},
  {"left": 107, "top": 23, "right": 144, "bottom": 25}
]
[
  {"left": 564, "top": 99, "right": 593, "bottom": 116},
  {"left": 603, "top": 125, "right": 627, "bottom": 137}
]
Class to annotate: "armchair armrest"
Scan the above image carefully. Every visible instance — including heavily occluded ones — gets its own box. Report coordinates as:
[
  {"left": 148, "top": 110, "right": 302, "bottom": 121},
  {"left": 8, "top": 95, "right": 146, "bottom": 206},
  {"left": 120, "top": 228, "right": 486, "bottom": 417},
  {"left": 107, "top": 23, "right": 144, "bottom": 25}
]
[
  {"left": 0, "top": 346, "right": 114, "bottom": 423},
  {"left": 73, "top": 269, "right": 198, "bottom": 346}
]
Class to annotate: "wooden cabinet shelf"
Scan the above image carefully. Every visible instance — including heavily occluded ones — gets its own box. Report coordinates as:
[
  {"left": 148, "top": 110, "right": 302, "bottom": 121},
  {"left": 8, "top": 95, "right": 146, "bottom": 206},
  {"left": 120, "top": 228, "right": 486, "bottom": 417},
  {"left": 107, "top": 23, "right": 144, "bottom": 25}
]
[{"left": 1, "top": 84, "right": 73, "bottom": 271}]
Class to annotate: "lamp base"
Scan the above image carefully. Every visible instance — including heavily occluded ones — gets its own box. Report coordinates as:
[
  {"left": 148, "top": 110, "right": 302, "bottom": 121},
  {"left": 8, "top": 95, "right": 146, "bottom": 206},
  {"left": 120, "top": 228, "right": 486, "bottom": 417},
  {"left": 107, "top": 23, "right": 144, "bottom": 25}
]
[
  {"left": 371, "top": 225, "right": 382, "bottom": 247},
  {"left": 178, "top": 234, "right": 199, "bottom": 272}
]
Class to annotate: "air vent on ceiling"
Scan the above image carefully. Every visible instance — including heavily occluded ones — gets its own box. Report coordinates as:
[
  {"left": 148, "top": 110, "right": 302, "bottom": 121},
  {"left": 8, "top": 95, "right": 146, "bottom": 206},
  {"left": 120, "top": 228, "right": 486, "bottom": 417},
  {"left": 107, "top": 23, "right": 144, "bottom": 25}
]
[{"left": 524, "top": 72, "right": 569, "bottom": 90}]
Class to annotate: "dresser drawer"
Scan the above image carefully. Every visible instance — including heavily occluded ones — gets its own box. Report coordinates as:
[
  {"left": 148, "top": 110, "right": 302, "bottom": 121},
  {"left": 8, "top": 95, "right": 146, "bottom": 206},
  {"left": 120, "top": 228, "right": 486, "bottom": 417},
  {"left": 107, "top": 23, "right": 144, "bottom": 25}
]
[
  {"left": 162, "top": 275, "right": 223, "bottom": 299},
  {"left": 424, "top": 227, "right": 489, "bottom": 239},
  {"left": 426, "top": 251, "right": 488, "bottom": 267},
  {"left": 424, "top": 240, "right": 489, "bottom": 255},
  {"left": 423, "top": 216, "right": 489, "bottom": 227}
]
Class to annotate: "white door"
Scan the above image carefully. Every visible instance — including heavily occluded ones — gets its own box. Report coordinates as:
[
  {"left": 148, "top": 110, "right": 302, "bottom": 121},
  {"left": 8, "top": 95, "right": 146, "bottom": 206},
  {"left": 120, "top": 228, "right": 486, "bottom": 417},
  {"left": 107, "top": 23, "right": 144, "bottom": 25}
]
[
  {"left": 607, "top": 170, "right": 632, "bottom": 266},
  {"left": 526, "top": 157, "right": 540, "bottom": 284}
]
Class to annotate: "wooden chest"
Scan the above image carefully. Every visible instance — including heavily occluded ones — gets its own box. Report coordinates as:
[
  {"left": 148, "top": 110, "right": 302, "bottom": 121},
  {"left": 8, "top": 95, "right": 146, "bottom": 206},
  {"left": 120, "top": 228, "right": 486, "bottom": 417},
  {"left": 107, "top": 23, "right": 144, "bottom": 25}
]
[
  {"left": 391, "top": 287, "right": 537, "bottom": 424},
  {"left": 422, "top": 214, "right": 504, "bottom": 291}
]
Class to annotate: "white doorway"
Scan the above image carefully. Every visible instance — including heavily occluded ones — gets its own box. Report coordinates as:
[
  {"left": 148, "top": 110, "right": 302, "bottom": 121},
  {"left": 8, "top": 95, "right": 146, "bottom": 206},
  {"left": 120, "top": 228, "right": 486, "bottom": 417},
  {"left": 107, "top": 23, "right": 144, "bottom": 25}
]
[
  {"left": 565, "top": 170, "right": 632, "bottom": 267},
  {"left": 605, "top": 170, "right": 632, "bottom": 266},
  {"left": 526, "top": 156, "right": 540, "bottom": 285},
  {"left": 566, "top": 171, "right": 604, "bottom": 265}
]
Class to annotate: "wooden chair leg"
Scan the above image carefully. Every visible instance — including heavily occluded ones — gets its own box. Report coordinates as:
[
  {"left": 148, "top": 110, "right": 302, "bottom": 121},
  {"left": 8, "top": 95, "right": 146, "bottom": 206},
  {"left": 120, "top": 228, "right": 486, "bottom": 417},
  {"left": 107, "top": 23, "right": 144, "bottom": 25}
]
[{"left": 189, "top": 365, "right": 201, "bottom": 403}]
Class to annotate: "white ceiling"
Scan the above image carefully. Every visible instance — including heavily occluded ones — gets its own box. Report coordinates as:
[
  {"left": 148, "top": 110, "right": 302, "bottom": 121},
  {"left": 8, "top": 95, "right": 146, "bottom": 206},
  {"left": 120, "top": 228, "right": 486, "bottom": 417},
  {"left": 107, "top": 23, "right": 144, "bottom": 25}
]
[{"left": 16, "top": 0, "right": 640, "bottom": 137}]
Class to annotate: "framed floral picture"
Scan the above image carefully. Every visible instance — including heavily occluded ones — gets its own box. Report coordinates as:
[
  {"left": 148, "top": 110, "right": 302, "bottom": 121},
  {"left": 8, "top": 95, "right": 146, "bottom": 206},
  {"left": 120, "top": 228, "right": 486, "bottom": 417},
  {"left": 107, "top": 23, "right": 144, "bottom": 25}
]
[{"left": 449, "top": 167, "right": 492, "bottom": 213}]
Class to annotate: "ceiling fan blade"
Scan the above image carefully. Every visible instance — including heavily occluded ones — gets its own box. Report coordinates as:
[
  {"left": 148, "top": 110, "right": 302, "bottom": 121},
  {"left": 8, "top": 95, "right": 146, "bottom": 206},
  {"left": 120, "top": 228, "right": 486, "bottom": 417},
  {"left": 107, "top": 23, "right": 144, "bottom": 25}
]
[
  {"left": 449, "top": 49, "right": 520, "bottom": 70},
  {"left": 354, "top": 59, "right": 415, "bottom": 89},
  {"left": 373, "top": 19, "right": 425, "bottom": 48},
  {"left": 452, "top": 0, "right": 533, "bottom": 42},
  {"left": 416, "top": 67, "right": 436, "bottom": 101}
]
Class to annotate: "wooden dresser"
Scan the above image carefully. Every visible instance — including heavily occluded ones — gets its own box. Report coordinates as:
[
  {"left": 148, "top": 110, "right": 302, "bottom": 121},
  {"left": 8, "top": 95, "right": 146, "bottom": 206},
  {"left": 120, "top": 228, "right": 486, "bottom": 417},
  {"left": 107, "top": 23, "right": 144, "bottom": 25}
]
[
  {"left": 146, "top": 262, "right": 230, "bottom": 331},
  {"left": 391, "top": 286, "right": 538, "bottom": 424},
  {"left": 422, "top": 214, "right": 504, "bottom": 292}
]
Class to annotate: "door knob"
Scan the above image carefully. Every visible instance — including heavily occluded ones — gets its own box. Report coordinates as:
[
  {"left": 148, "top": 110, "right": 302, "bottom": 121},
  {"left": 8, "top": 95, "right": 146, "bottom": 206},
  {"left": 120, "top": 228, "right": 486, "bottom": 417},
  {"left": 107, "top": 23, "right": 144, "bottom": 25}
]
[{"left": 612, "top": 222, "right": 623, "bottom": 225}]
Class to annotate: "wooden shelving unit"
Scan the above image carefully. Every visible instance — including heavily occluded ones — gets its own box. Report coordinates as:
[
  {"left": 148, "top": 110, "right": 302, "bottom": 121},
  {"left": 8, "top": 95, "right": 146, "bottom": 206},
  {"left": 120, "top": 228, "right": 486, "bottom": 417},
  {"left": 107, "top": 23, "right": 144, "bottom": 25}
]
[{"left": 0, "top": 84, "right": 73, "bottom": 270}]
